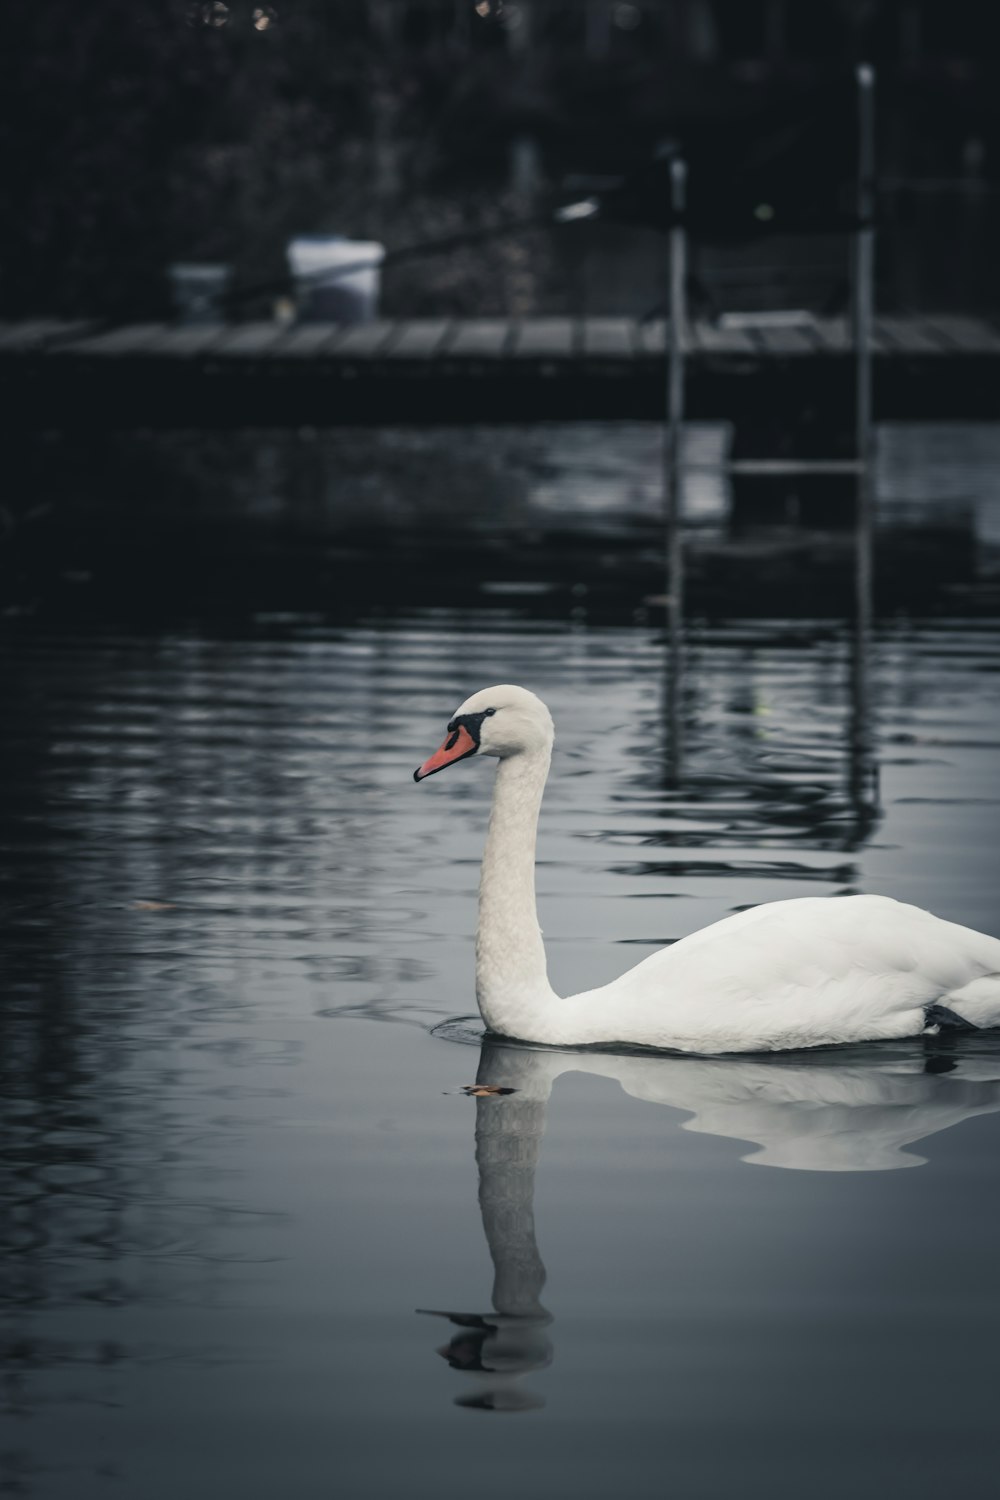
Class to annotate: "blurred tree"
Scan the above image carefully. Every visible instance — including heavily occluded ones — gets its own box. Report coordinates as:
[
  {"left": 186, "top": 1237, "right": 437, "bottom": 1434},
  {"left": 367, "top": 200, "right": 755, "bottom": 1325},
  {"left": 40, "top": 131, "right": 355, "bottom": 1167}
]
[
  {"left": 3, "top": 1, "right": 1000, "bottom": 320},
  {"left": 0, "top": 1, "right": 372, "bottom": 317}
]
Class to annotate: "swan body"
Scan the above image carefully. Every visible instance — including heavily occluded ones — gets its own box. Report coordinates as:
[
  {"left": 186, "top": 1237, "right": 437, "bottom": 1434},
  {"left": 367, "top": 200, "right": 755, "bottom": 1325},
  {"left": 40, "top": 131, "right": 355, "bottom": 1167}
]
[{"left": 414, "top": 684, "right": 1000, "bottom": 1055}]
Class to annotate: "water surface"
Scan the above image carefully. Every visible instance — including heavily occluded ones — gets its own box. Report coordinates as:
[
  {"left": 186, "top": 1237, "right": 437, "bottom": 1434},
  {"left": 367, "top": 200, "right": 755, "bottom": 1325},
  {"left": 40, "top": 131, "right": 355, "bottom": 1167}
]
[{"left": 2, "top": 605, "right": 1000, "bottom": 1499}]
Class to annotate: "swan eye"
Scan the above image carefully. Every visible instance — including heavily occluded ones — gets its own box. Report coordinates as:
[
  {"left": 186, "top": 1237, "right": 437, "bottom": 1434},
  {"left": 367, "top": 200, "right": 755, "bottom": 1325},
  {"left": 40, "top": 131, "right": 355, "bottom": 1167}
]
[{"left": 485, "top": 707, "right": 496, "bottom": 716}]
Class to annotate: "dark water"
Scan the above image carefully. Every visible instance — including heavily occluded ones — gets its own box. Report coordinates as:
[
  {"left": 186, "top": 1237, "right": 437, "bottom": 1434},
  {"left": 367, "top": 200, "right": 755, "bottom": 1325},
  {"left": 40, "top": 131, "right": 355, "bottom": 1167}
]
[
  {"left": 3, "top": 611, "right": 1000, "bottom": 1499},
  {"left": 3, "top": 428, "right": 1000, "bottom": 1499},
  {"left": 9, "top": 420, "right": 1000, "bottom": 619}
]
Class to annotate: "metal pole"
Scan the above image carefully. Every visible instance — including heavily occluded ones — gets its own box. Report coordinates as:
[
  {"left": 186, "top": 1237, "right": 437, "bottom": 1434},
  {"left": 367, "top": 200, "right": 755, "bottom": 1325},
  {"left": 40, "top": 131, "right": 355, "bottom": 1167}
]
[
  {"left": 852, "top": 64, "right": 876, "bottom": 708},
  {"left": 853, "top": 63, "right": 875, "bottom": 466},
  {"left": 665, "top": 156, "right": 687, "bottom": 648},
  {"left": 851, "top": 65, "right": 877, "bottom": 823}
]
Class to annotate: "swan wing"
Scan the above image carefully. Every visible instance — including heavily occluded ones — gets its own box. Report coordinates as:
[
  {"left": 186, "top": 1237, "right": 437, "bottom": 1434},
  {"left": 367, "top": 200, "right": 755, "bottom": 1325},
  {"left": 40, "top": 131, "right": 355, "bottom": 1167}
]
[{"left": 570, "top": 895, "right": 1000, "bottom": 1053}]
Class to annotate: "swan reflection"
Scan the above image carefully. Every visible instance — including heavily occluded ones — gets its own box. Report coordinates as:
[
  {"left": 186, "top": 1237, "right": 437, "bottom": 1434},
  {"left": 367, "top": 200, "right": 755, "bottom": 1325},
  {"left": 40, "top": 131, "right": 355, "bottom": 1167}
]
[
  {"left": 424, "top": 1032, "right": 1000, "bottom": 1409},
  {"left": 419, "top": 1078, "right": 553, "bottom": 1412}
]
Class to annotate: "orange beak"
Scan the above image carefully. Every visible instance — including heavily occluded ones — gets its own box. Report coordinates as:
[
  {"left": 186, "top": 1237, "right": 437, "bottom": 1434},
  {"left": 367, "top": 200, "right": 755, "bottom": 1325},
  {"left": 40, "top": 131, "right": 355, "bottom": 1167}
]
[{"left": 413, "top": 724, "right": 478, "bottom": 782}]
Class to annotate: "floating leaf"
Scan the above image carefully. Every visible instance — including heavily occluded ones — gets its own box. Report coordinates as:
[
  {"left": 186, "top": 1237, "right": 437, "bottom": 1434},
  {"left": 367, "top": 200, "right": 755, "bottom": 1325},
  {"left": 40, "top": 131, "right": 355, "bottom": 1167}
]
[{"left": 461, "top": 1084, "right": 517, "bottom": 1097}]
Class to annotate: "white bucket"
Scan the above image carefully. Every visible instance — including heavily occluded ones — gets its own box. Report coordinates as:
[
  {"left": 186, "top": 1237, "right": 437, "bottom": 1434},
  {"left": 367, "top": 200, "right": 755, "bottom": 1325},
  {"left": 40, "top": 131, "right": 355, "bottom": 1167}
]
[{"left": 286, "top": 236, "right": 385, "bottom": 324}]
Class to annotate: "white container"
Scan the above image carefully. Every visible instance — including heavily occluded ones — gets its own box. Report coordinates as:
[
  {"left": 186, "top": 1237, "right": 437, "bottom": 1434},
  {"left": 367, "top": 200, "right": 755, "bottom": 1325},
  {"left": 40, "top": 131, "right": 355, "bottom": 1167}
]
[{"left": 286, "top": 236, "right": 385, "bottom": 324}]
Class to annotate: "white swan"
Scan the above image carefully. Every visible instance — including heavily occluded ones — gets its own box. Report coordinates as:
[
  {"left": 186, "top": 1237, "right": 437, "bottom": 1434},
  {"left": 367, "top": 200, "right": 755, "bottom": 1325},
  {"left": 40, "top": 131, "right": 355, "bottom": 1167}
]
[{"left": 414, "top": 684, "right": 1000, "bottom": 1054}]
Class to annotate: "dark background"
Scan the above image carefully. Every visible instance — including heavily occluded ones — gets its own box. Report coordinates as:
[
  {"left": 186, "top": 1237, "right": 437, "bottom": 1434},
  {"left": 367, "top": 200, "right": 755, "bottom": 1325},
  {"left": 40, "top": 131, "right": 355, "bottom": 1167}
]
[
  {"left": 5, "top": 0, "right": 1000, "bottom": 322},
  {"left": 3, "top": 14, "right": 1000, "bottom": 1498}
]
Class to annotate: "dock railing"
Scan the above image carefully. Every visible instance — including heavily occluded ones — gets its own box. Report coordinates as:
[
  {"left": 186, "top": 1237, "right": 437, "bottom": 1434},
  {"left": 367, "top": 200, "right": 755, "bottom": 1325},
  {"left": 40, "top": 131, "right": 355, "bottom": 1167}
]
[
  {"left": 661, "top": 63, "right": 877, "bottom": 676},
  {"left": 665, "top": 62, "right": 877, "bottom": 482}
]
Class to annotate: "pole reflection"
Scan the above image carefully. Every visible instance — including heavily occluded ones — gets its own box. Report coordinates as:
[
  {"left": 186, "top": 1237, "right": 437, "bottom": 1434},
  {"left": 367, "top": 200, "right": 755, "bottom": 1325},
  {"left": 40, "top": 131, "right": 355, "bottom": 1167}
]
[
  {"left": 659, "top": 467, "right": 881, "bottom": 845},
  {"left": 847, "top": 468, "right": 880, "bottom": 843}
]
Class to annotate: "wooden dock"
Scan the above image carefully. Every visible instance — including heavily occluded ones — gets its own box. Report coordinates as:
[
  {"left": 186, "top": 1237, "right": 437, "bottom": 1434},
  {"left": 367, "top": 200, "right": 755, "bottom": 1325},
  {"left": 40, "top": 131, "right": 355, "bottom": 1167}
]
[{"left": 3, "top": 315, "right": 1000, "bottom": 427}]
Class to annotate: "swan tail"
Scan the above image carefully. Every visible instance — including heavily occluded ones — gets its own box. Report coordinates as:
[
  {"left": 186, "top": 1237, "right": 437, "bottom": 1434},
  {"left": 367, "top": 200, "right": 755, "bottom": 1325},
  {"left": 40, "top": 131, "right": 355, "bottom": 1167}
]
[
  {"left": 936, "top": 974, "right": 1000, "bottom": 1030},
  {"left": 925, "top": 1002, "right": 979, "bottom": 1032}
]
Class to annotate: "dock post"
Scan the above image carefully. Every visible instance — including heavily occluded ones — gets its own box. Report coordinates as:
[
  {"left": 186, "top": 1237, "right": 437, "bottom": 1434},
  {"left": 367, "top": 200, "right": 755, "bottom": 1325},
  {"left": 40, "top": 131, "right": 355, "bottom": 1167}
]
[
  {"left": 851, "top": 64, "right": 877, "bottom": 824},
  {"left": 853, "top": 63, "right": 875, "bottom": 467},
  {"left": 852, "top": 64, "right": 876, "bottom": 649},
  {"left": 665, "top": 156, "right": 687, "bottom": 649},
  {"left": 662, "top": 155, "right": 687, "bottom": 786}
]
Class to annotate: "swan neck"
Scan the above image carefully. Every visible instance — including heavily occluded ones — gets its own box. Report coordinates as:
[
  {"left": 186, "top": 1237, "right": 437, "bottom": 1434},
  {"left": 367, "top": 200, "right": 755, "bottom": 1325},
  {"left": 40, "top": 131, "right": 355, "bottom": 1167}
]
[{"left": 476, "top": 747, "right": 554, "bottom": 1036}]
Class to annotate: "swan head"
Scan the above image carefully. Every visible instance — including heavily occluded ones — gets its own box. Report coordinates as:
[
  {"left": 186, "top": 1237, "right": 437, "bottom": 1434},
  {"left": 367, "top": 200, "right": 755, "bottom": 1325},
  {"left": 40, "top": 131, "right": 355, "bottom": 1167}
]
[{"left": 413, "top": 685, "right": 553, "bottom": 782}]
